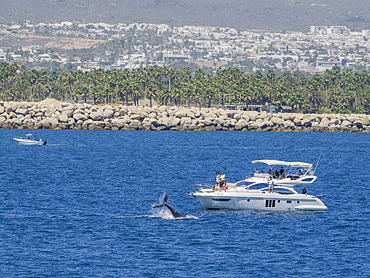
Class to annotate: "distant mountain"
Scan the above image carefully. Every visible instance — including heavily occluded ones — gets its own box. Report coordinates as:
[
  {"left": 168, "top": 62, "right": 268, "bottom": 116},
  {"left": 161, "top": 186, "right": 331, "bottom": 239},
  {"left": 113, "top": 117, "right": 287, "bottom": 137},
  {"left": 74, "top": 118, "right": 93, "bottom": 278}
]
[{"left": 1, "top": 0, "right": 370, "bottom": 32}]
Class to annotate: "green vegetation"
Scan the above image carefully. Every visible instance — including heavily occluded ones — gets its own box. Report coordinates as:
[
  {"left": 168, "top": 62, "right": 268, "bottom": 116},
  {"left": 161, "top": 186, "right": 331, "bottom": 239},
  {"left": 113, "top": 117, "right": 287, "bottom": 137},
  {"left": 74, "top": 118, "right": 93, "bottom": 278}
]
[{"left": 0, "top": 62, "right": 369, "bottom": 114}]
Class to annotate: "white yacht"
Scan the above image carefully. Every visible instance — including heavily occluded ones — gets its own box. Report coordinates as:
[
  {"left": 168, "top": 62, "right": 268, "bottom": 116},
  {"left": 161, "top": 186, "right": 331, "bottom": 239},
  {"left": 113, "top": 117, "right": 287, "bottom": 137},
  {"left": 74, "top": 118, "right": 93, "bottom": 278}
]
[
  {"left": 13, "top": 134, "right": 47, "bottom": 145},
  {"left": 191, "top": 159, "right": 327, "bottom": 212}
]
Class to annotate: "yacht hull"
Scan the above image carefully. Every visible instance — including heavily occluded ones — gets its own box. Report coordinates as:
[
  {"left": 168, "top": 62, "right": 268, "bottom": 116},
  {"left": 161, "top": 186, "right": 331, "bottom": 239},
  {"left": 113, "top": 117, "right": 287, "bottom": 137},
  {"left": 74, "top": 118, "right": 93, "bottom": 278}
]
[{"left": 193, "top": 191, "right": 327, "bottom": 212}]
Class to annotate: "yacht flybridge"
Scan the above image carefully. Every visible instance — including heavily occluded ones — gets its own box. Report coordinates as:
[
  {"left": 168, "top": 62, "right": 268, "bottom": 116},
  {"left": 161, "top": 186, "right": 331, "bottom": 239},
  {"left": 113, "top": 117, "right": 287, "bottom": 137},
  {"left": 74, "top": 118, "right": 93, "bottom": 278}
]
[
  {"left": 250, "top": 160, "right": 317, "bottom": 187},
  {"left": 191, "top": 159, "right": 327, "bottom": 212}
]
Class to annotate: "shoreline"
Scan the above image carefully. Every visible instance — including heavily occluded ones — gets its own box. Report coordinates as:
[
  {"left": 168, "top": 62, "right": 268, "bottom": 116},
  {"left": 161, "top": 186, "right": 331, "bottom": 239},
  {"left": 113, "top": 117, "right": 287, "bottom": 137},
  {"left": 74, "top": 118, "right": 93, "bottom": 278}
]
[{"left": 1, "top": 100, "right": 369, "bottom": 133}]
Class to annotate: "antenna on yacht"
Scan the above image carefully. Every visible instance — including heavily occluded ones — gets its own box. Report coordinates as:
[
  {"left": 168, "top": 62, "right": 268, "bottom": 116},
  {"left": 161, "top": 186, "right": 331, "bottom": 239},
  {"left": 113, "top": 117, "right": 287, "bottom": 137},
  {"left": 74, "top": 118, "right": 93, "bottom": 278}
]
[{"left": 313, "top": 152, "right": 322, "bottom": 175}]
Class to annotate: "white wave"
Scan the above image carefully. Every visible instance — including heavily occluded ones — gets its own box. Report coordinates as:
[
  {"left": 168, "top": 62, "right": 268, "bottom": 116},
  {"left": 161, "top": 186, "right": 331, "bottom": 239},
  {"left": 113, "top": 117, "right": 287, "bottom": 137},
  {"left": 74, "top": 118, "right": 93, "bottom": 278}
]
[
  {"left": 115, "top": 215, "right": 155, "bottom": 219},
  {"left": 151, "top": 207, "right": 198, "bottom": 220}
]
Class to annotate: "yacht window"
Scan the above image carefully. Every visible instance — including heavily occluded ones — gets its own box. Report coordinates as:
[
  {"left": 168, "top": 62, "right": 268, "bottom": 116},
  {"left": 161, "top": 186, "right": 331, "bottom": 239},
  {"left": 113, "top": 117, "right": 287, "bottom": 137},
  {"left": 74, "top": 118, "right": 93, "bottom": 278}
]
[
  {"left": 287, "top": 200, "right": 292, "bottom": 203},
  {"left": 249, "top": 183, "right": 267, "bottom": 190},
  {"left": 273, "top": 188, "right": 294, "bottom": 195},
  {"left": 265, "top": 200, "right": 276, "bottom": 207},
  {"left": 238, "top": 181, "right": 256, "bottom": 187}
]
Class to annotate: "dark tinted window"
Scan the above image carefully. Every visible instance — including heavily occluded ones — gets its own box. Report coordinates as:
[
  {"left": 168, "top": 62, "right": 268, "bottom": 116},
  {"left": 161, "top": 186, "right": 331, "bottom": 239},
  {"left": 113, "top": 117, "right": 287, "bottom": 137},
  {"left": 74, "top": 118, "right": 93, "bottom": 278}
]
[
  {"left": 273, "top": 188, "right": 294, "bottom": 194},
  {"left": 249, "top": 183, "right": 267, "bottom": 189}
]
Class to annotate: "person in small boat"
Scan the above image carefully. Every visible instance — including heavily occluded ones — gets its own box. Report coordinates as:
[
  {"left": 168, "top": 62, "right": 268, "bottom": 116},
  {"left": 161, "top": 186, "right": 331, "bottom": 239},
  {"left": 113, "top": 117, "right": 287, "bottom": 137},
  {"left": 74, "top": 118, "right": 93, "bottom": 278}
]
[
  {"left": 275, "top": 169, "right": 279, "bottom": 178},
  {"left": 298, "top": 169, "right": 303, "bottom": 176},
  {"left": 301, "top": 187, "right": 307, "bottom": 195},
  {"left": 255, "top": 168, "right": 259, "bottom": 173},
  {"left": 268, "top": 176, "right": 274, "bottom": 193}
]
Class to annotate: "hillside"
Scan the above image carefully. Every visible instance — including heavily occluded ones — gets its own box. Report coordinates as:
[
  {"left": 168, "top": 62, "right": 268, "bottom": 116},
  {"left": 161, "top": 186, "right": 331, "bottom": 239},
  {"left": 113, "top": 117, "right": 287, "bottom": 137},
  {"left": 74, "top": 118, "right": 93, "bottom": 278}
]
[{"left": 1, "top": 0, "right": 370, "bottom": 32}]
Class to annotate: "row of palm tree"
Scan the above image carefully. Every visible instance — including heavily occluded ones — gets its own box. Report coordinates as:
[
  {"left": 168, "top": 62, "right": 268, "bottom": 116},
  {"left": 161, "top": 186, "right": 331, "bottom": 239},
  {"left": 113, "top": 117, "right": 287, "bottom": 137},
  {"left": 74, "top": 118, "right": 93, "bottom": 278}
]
[{"left": 0, "top": 62, "right": 369, "bottom": 114}]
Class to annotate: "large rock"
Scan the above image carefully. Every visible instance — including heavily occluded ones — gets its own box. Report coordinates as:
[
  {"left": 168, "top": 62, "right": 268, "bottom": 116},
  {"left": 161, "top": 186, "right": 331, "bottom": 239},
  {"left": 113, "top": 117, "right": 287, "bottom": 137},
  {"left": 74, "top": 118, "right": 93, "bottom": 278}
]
[
  {"left": 180, "top": 117, "right": 192, "bottom": 125},
  {"left": 129, "top": 120, "right": 141, "bottom": 129},
  {"left": 129, "top": 114, "right": 142, "bottom": 121},
  {"left": 321, "top": 117, "right": 330, "bottom": 125},
  {"left": 233, "top": 113, "right": 241, "bottom": 120},
  {"left": 293, "top": 117, "right": 302, "bottom": 126},
  {"left": 41, "top": 119, "right": 51, "bottom": 129},
  {"left": 329, "top": 118, "right": 340, "bottom": 125},
  {"left": 171, "top": 118, "right": 181, "bottom": 126},
  {"left": 241, "top": 114, "right": 250, "bottom": 122},
  {"left": 284, "top": 120, "right": 295, "bottom": 128},
  {"left": 82, "top": 120, "right": 93, "bottom": 129},
  {"left": 256, "top": 111, "right": 267, "bottom": 119},
  {"left": 50, "top": 118, "right": 59, "bottom": 129},
  {"left": 341, "top": 120, "right": 352, "bottom": 127},
  {"left": 15, "top": 108, "right": 28, "bottom": 115},
  {"left": 214, "top": 117, "right": 225, "bottom": 126},
  {"left": 175, "top": 109, "right": 188, "bottom": 118},
  {"left": 353, "top": 120, "right": 363, "bottom": 129},
  {"left": 73, "top": 113, "right": 87, "bottom": 121},
  {"left": 256, "top": 120, "right": 269, "bottom": 129},
  {"left": 235, "top": 119, "right": 248, "bottom": 130},
  {"left": 301, "top": 117, "right": 312, "bottom": 127},
  {"left": 59, "top": 114, "right": 69, "bottom": 123},
  {"left": 271, "top": 117, "right": 284, "bottom": 125},
  {"left": 90, "top": 112, "right": 103, "bottom": 121},
  {"left": 62, "top": 110, "right": 73, "bottom": 117},
  {"left": 148, "top": 112, "right": 157, "bottom": 119},
  {"left": 8, "top": 102, "right": 19, "bottom": 113},
  {"left": 119, "top": 109, "right": 128, "bottom": 116},
  {"left": 362, "top": 116, "right": 370, "bottom": 126},
  {"left": 103, "top": 109, "right": 114, "bottom": 119},
  {"left": 346, "top": 116, "right": 356, "bottom": 123},
  {"left": 281, "top": 113, "right": 294, "bottom": 121},
  {"left": 111, "top": 119, "right": 125, "bottom": 128}
]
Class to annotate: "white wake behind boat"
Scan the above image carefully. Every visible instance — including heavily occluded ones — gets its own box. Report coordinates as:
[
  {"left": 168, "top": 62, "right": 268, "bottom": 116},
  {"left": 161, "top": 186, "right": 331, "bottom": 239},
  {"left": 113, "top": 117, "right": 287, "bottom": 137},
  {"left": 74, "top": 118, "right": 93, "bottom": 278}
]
[
  {"left": 191, "top": 159, "right": 327, "bottom": 212},
  {"left": 13, "top": 134, "right": 47, "bottom": 145}
]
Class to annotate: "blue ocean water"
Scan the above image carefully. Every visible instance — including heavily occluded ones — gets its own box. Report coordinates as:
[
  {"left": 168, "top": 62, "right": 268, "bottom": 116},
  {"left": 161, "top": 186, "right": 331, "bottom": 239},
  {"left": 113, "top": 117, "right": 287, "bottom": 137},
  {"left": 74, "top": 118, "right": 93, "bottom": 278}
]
[{"left": 0, "top": 129, "right": 369, "bottom": 277}]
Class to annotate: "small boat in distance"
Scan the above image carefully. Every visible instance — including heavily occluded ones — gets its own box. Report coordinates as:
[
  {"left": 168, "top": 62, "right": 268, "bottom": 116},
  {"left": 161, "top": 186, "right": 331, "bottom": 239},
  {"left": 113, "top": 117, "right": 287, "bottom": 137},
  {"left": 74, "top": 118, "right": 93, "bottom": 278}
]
[{"left": 13, "top": 134, "right": 47, "bottom": 145}]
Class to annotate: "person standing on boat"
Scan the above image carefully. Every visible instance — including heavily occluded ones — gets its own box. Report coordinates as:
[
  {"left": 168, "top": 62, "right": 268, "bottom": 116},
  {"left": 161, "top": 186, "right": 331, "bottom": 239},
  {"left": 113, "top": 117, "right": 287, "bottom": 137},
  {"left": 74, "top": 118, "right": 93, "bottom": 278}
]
[
  {"left": 279, "top": 166, "right": 285, "bottom": 177},
  {"left": 215, "top": 172, "right": 221, "bottom": 190},
  {"left": 268, "top": 176, "right": 274, "bottom": 193},
  {"left": 301, "top": 187, "right": 307, "bottom": 195},
  {"left": 220, "top": 172, "right": 226, "bottom": 187}
]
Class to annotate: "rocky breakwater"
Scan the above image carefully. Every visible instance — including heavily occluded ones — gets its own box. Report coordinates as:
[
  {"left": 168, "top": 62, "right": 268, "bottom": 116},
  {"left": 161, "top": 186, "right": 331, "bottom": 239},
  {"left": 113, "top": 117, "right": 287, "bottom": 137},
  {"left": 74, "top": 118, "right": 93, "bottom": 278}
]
[{"left": 0, "top": 100, "right": 369, "bottom": 132}]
